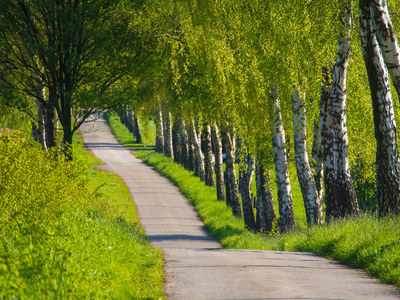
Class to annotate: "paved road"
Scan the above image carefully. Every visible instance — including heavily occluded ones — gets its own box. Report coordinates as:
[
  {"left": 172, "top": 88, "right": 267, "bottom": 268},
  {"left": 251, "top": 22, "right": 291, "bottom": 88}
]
[{"left": 80, "top": 117, "right": 400, "bottom": 300}]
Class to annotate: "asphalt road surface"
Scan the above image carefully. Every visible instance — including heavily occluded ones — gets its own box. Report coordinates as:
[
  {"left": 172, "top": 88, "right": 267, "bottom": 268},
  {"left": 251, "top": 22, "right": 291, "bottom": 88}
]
[{"left": 80, "top": 117, "right": 400, "bottom": 300}]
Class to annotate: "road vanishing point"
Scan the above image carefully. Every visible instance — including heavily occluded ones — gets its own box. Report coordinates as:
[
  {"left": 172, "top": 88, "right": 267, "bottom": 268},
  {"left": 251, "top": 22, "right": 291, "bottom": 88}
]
[{"left": 81, "top": 117, "right": 400, "bottom": 300}]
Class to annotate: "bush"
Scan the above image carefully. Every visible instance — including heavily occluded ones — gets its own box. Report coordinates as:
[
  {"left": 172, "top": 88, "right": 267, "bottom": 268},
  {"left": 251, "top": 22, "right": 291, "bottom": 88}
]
[
  {"left": 0, "top": 130, "right": 165, "bottom": 299},
  {"left": 0, "top": 130, "right": 92, "bottom": 231}
]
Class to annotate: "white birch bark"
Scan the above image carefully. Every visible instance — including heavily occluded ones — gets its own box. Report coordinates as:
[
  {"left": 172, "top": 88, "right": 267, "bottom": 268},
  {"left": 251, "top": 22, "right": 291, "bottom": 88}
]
[
  {"left": 163, "top": 112, "right": 173, "bottom": 159},
  {"left": 329, "top": 5, "right": 359, "bottom": 218},
  {"left": 155, "top": 109, "right": 164, "bottom": 153},
  {"left": 181, "top": 120, "right": 191, "bottom": 170},
  {"left": 370, "top": 0, "right": 400, "bottom": 99},
  {"left": 270, "top": 90, "right": 295, "bottom": 232},
  {"left": 320, "top": 67, "right": 335, "bottom": 220},
  {"left": 311, "top": 119, "right": 324, "bottom": 204},
  {"left": 360, "top": 0, "right": 400, "bottom": 215},
  {"left": 36, "top": 99, "right": 47, "bottom": 151},
  {"left": 191, "top": 119, "right": 205, "bottom": 181},
  {"left": 292, "top": 87, "right": 323, "bottom": 225}
]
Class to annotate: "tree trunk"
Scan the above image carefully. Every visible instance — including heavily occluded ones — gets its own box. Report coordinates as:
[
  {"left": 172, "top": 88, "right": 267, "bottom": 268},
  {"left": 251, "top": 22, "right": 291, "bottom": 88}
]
[
  {"left": 370, "top": 0, "right": 400, "bottom": 99},
  {"left": 181, "top": 121, "right": 191, "bottom": 170},
  {"left": 255, "top": 157, "right": 276, "bottom": 233},
  {"left": 126, "top": 109, "right": 133, "bottom": 132},
  {"left": 270, "top": 90, "right": 295, "bottom": 232},
  {"left": 203, "top": 123, "right": 215, "bottom": 187},
  {"left": 133, "top": 113, "right": 142, "bottom": 143},
  {"left": 212, "top": 124, "right": 225, "bottom": 201},
  {"left": 320, "top": 66, "right": 335, "bottom": 221},
  {"left": 155, "top": 109, "right": 164, "bottom": 153},
  {"left": 238, "top": 142, "right": 256, "bottom": 231},
  {"left": 59, "top": 98, "right": 73, "bottom": 160},
  {"left": 360, "top": 0, "right": 400, "bottom": 216},
  {"left": 222, "top": 128, "right": 242, "bottom": 217},
  {"left": 187, "top": 126, "right": 195, "bottom": 171},
  {"left": 173, "top": 119, "right": 182, "bottom": 164},
  {"left": 311, "top": 119, "right": 324, "bottom": 205},
  {"left": 35, "top": 99, "right": 47, "bottom": 150},
  {"left": 191, "top": 119, "right": 205, "bottom": 181},
  {"left": 163, "top": 112, "right": 173, "bottom": 159},
  {"left": 43, "top": 101, "right": 57, "bottom": 149},
  {"left": 292, "top": 87, "right": 323, "bottom": 225},
  {"left": 34, "top": 82, "right": 57, "bottom": 150},
  {"left": 329, "top": 5, "right": 359, "bottom": 219}
]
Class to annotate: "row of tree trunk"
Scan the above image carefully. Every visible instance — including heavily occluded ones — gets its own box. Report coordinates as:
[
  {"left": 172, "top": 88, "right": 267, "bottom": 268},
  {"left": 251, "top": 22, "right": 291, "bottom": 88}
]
[
  {"left": 153, "top": 108, "right": 296, "bottom": 233},
  {"left": 116, "top": 0, "right": 400, "bottom": 234},
  {"left": 119, "top": 107, "right": 142, "bottom": 144}
]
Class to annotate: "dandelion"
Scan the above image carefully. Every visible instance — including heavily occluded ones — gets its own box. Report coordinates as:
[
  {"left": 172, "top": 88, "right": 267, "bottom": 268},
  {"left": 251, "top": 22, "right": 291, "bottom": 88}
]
[{"left": 108, "top": 246, "right": 112, "bottom": 250}]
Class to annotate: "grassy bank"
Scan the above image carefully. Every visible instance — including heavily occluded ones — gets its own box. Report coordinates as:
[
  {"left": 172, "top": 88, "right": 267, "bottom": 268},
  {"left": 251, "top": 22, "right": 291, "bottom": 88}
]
[
  {"left": 0, "top": 130, "right": 164, "bottom": 299},
  {"left": 107, "top": 114, "right": 400, "bottom": 289},
  {"left": 136, "top": 151, "right": 400, "bottom": 288}
]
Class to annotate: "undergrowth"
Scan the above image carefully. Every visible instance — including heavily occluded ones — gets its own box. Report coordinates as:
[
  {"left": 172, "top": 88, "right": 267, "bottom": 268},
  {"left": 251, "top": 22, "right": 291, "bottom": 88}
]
[{"left": 0, "top": 129, "right": 164, "bottom": 299}]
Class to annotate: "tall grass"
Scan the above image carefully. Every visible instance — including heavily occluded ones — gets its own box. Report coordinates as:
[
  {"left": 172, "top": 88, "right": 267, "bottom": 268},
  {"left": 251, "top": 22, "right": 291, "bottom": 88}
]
[{"left": 0, "top": 130, "right": 165, "bottom": 299}]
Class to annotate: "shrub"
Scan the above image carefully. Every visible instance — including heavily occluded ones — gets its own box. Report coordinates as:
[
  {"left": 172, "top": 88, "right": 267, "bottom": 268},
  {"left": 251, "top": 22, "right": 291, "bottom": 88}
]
[{"left": 0, "top": 130, "right": 92, "bottom": 232}]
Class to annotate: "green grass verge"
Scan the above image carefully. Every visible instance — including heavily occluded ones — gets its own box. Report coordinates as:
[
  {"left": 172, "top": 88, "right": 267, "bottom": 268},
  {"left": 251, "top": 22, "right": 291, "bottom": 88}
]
[
  {"left": 0, "top": 131, "right": 165, "bottom": 299},
  {"left": 107, "top": 115, "right": 400, "bottom": 289},
  {"left": 105, "top": 113, "right": 155, "bottom": 152},
  {"left": 136, "top": 151, "right": 400, "bottom": 288}
]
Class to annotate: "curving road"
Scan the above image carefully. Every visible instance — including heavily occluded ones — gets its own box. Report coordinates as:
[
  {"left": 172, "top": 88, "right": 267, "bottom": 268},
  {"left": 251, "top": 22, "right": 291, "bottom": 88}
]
[{"left": 80, "top": 117, "right": 400, "bottom": 300}]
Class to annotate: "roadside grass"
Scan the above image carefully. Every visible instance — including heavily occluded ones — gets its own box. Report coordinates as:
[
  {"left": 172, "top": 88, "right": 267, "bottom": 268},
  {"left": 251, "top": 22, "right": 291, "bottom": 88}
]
[
  {"left": 0, "top": 130, "right": 165, "bottom": 299},
  {"left": 107, "top": 116, "right": 400, "bottom": 288},
  {"left": 136, "top": 151, "right": 400, "bottom": 288}
]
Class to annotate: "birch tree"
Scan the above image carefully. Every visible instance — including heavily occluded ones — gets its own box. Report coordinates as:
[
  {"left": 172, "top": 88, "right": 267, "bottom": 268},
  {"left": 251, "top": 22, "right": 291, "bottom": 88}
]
[
  {"left": 292, "top": 87, "right": 323, "bottom": 225},
  {"left": 222, "top": 128, "right": 242, "bottom": 217},
  {"left": 329, "top": 3, "right": 359, "bottom": 219},
  {"left": 238, "top": 140, "right": 256, "bottom": 231},
  {"left": 203, "top": 123, "right": 215, "bottom": 187},
  {"left": 255, "top": 157, "right": 277, "bottom": 233},
  {"left": 155, "top": 109, "right": 164, "bottom": 153},
  {"left": 370, "top": 0, "right": 400, "bottom": 99},
  {"left": 311, "top": 120, "right": 324, "bottom": 203},
  {"left": 360, "top": 0, "right": 400, "bottom": 215},
  {"left": 270, "top": 90, "right": 296, "bottom": 232},
  {"left": 212, "top": 124, "right": 225, "bottom": 201},
  {"left": 163, "top": 112, "right": 174, "bottom": 159},
  {"left": 191, "top": 119, "right": 205, "bottom": 181}
]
